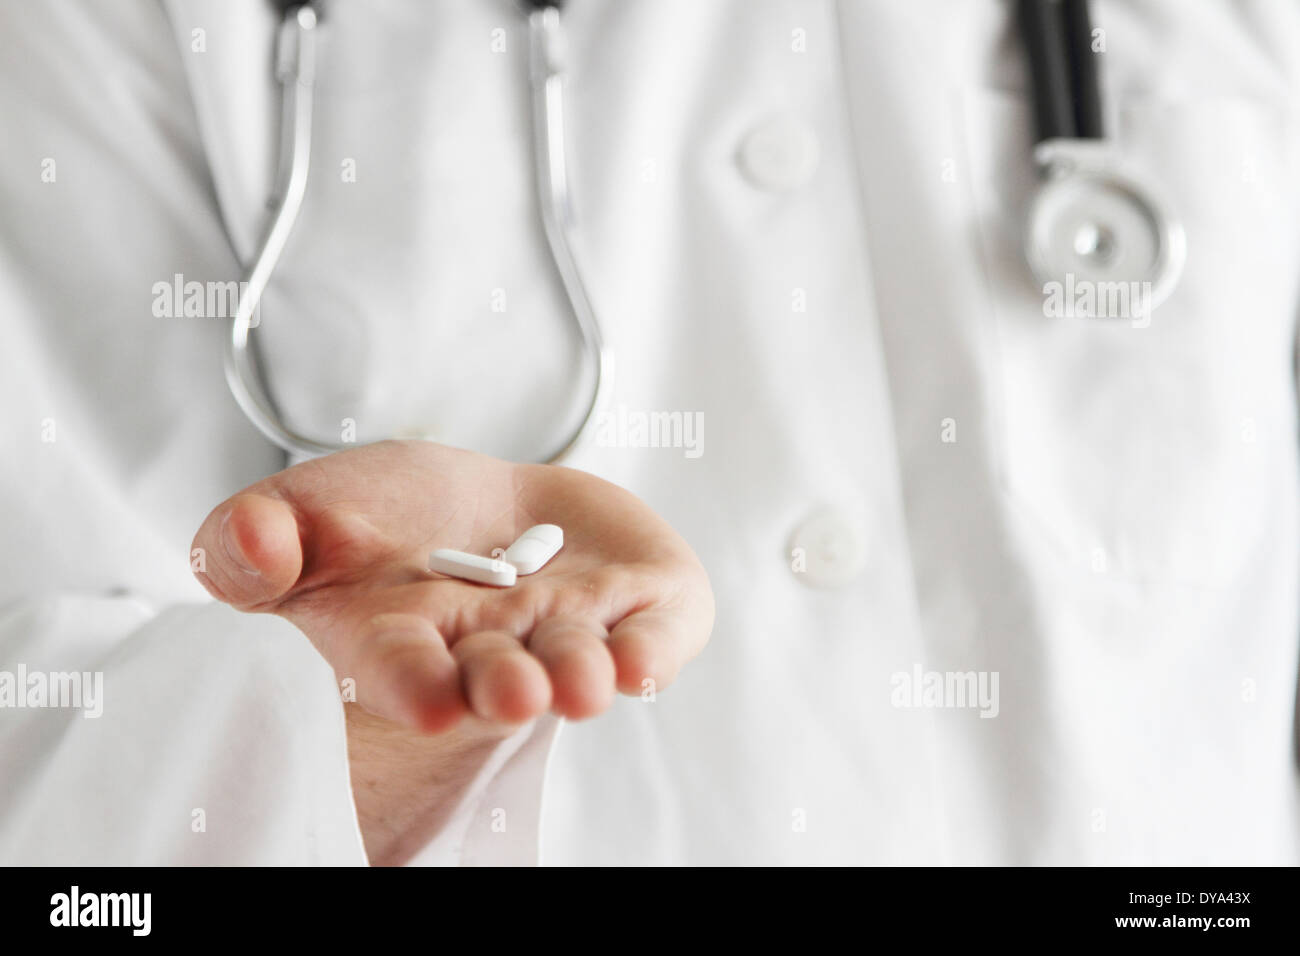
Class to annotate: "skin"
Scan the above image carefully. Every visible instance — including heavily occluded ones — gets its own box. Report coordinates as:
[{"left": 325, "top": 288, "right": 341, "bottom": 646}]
[{"left": 191, "top": 440, "right": 714, "bottom": 864}]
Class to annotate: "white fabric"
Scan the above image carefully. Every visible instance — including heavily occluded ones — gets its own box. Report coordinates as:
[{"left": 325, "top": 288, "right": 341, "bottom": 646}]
[
  {"left": 0, "top": 597, "right": 367, "bottom": 865},
  {"left": 0, "top": 0, "right": 1297, "bottom": 866}
]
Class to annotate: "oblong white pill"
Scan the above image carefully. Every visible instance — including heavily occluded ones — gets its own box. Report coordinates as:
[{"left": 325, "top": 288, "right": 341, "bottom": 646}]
[
  {"left": 503, "top": 524, "right": 564, "bottom": 575},
  {"left": 428, "top": 548, "right": 517, "bottom": 587}
]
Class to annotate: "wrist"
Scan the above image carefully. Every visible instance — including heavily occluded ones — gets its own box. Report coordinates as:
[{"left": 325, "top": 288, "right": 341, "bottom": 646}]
[{"left": 344, "top": 704, "right": 515, "bottom": 865}]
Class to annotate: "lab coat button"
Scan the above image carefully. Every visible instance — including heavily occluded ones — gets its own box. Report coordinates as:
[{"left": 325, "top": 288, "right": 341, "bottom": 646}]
[
  {"left": 787, "top": 508, "right": 866, "bottom": 589},
  {"left": 737, "top": 116, "right": 820, "bottom": 191}
]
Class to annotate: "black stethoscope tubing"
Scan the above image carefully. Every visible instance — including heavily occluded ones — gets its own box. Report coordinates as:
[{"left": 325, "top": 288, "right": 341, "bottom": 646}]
[{"left": 1018, "top": 0, "right": 1103, "bottom": 143}]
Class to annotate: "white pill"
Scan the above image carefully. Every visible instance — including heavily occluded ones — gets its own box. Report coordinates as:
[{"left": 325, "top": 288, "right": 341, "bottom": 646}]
[
  {"left": 503, "top": 524, "right": 564, "bottom": 575},
  {"left": 428, "top": 548, "right": 517, "bottom": 587}
]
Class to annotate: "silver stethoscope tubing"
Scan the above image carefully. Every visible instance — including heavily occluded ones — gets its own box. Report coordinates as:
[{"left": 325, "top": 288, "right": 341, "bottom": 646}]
[
  {"left": 225, "top": 0, "right": 610, "bottom": 462},
  {"left": 1016, "top": 0, "right": 1186, "bottom": 314}
]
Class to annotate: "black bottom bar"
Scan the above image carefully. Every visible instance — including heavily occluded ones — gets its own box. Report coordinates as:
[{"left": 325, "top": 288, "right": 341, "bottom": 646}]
[{"left": 3, "top": 865, "right": 1287, "bottom": 943}]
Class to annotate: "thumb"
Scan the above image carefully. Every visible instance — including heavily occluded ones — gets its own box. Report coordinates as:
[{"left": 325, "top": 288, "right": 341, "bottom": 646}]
[{"left": 192, "top": 493, "right": 303, "bottom": 611}]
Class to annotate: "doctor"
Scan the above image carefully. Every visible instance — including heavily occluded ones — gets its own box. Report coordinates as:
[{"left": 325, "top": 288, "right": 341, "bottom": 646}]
[{"left": 1, "top": 0, "right": 1298, "bottom": 866}]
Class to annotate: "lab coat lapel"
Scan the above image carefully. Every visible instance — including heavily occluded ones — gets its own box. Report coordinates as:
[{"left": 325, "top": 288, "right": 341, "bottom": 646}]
[{"left": 160, "top": 0, "right": 281, "bottom": 261}]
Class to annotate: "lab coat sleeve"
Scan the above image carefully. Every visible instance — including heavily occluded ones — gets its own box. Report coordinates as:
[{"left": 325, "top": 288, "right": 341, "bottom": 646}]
[
  {"left": 404, "top": 713, "right": 562, "bottom": 867},
  {"left": 0, "top": 594, "right": 557, "bottom": 866}
]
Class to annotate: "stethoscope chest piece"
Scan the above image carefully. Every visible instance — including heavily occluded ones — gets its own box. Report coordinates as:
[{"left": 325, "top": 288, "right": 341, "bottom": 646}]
[
  {"left": 1016, "top": 0, "right": 1185, "bottom": 319},
  {"left": 1025, "top": 141, "right": 1186, "bottom": 317}
]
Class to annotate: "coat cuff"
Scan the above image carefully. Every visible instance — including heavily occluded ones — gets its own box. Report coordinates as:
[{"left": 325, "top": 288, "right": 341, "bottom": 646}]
[{"left": 403, "top": 713, "right": 563, "bottom": 867}]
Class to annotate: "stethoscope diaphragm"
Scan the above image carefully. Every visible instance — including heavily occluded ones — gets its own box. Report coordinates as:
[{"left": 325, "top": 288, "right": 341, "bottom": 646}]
[
  {"left": 1025, "top": 145, "right": 1186, "bottom": 317},
  {"left": 1016, "top": 0, "right": 1185, "bottom": 319}
]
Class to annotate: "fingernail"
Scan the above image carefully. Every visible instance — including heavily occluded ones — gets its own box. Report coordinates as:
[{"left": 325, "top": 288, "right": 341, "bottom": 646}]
[{"left": 220, "top": 511, "right": 261, "bottom": 576}]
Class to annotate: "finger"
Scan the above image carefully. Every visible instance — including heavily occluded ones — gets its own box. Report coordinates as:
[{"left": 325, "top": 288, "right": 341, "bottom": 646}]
[
  {"left": 192, "top": 493, "right": 302, "bottom": 610},
  {"left": 527, "top": 616, "right": 615, "bottom": 720},
  {"left": 607, "top": 607, "right": 701, "bottom": 696},
  {"left": 347, "top": 613, "right": 466, "bottom": 734},
  {"left": 452, "top": 631, "right": 551, "bottom": 725}
]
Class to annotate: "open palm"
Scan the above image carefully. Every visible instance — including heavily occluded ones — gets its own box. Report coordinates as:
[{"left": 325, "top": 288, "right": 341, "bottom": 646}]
[{"left": 192, "top": 440, "right": 714, "bottom": 732}]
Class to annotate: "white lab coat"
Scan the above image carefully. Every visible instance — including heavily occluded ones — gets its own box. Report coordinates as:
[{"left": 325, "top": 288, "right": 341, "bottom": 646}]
[{"left": 0, "top": 0, "right": 1297, "bottom": 865}]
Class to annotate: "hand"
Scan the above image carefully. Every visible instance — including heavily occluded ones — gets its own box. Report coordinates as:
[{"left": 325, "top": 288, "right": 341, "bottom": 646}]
[{"left": 191, "top": 440, "right": 714, "bottom": 733}]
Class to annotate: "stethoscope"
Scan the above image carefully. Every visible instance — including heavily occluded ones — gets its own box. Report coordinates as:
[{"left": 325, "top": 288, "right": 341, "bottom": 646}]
[
  {"left": 227, "top": 0, "right": 608, "bottom": 461},
  {"left": 1016, "top": 0, "right": 1185, "bottom": 315},
  {"left": 227, "top": 0, "right": 1182, "bottom": 462}
]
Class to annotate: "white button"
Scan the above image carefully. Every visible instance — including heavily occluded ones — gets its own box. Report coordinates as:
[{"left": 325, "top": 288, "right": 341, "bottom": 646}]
[
  {"left": 737, "top": 116, "right": 820, "bottom": 191},
  {"left": 787, "top": 507, "right": 867, "bottom": 589}
]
